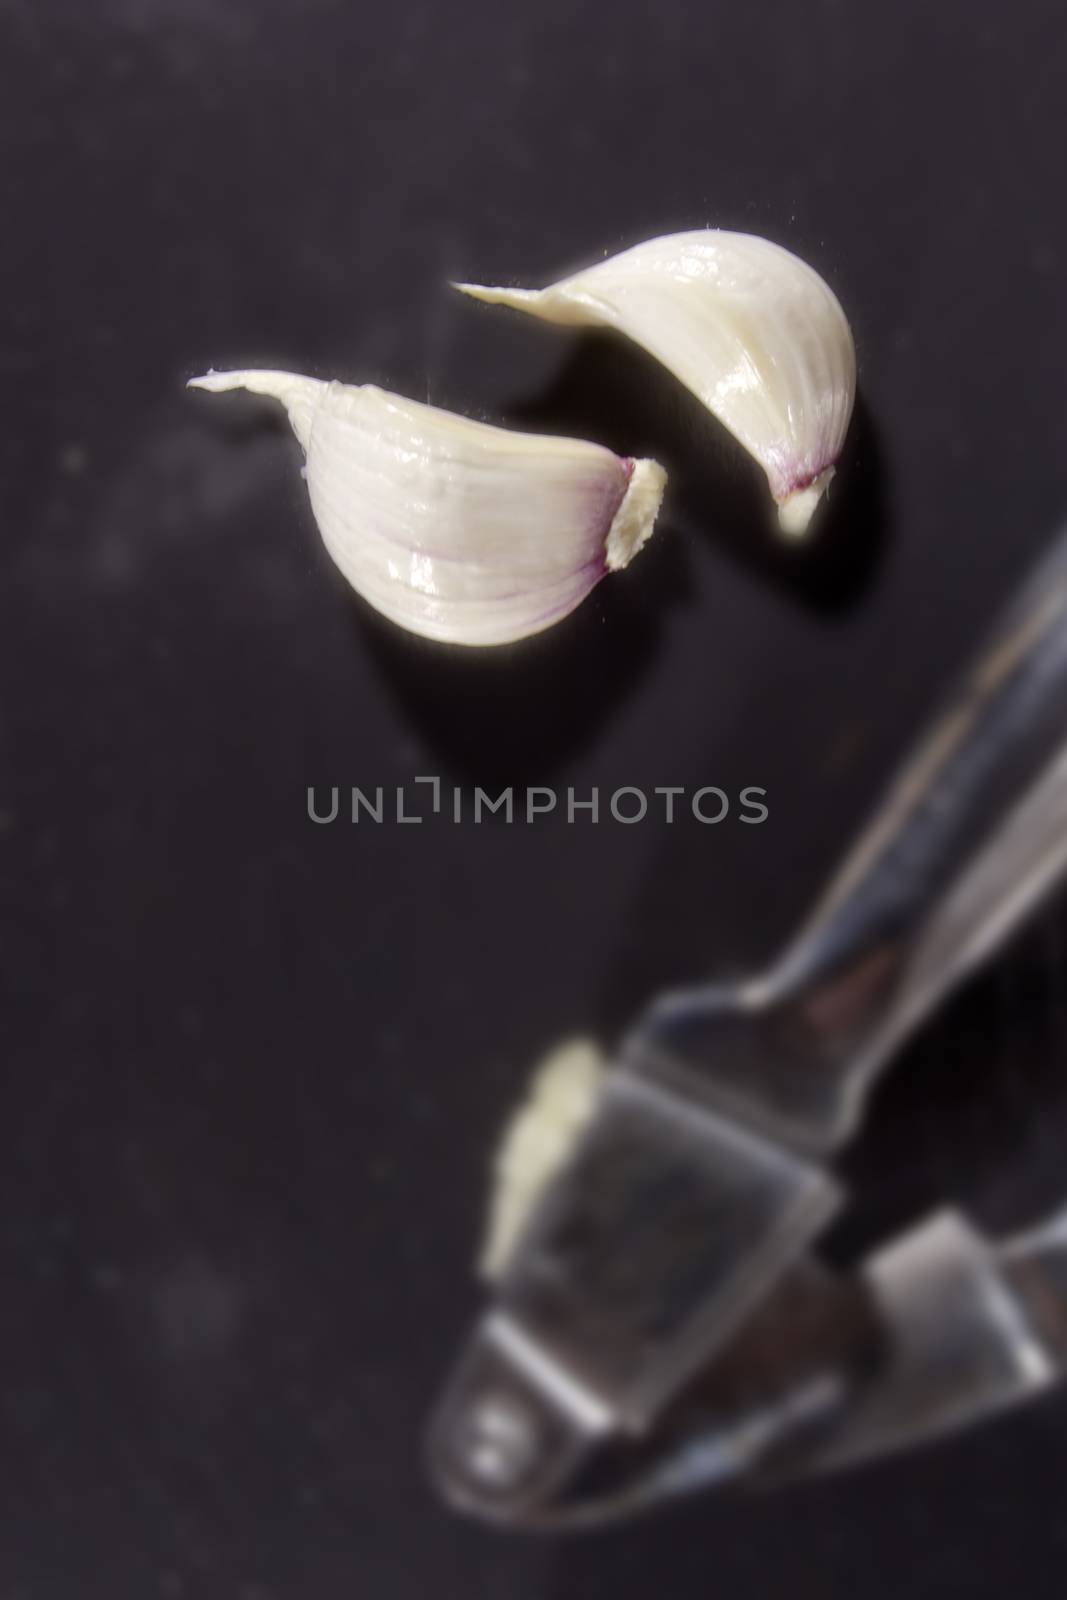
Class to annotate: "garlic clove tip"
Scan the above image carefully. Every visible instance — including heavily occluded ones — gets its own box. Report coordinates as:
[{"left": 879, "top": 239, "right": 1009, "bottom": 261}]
[
  {"left": 188, "top": 368, "right": 326, "bottom": 451},
  {"left": 451, "top": 280, "right": 541, "bottom": 309}
]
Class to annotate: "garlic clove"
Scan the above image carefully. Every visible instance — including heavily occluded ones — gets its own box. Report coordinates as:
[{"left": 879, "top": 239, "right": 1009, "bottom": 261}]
[
  {"left": 188, "top": 369, "right": 666, "bottom": 647},
  {"left": 455, "top": 230, "right": 856, "bottom": 537},
  {"left": 480, "top": 1036, "right": 605, "bottom": 1281}
]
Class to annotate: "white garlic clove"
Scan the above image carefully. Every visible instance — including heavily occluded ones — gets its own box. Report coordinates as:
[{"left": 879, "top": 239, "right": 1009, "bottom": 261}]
[
  {"left": 188, "top": 369, "right": 666, "bottom": 646},
  {"left": 455, "top": 231, "right": 856, "bottom": 537},
  {"left": 480, "top": 1036, "right": 605, "bottom": 1281}
]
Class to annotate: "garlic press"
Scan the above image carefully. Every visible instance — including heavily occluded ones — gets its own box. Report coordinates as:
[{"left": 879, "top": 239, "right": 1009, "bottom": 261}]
[{"left": 428, "top": 527, "right": 1067, "bottom": 1529}]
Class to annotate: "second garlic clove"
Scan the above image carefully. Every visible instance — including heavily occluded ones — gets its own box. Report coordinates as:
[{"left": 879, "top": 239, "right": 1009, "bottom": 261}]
[
  {"left": 455, "top": 230, "right": 856, "bottom": 537},
  {"left": 189, "top": 370, "right": 666, "bottom": 647}
]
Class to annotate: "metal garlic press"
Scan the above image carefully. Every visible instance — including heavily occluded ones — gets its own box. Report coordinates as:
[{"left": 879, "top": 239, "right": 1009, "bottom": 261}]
[{"left": 428, "top": 528, "right": 1067, "bottom": 1529}]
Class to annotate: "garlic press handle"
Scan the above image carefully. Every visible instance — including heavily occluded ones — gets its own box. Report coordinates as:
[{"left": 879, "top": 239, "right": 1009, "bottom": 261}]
[{"left": 640, "top": 530, "right": 1067, "bottom": 1152}]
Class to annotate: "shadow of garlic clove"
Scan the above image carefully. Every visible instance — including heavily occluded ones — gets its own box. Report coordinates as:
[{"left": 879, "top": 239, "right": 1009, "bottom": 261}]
[
  {"left": 456, "top": 230, "right": 856, "bottom": 538},
  {"left": 188, "top": 370, "right": 666, "bottom": 647}
]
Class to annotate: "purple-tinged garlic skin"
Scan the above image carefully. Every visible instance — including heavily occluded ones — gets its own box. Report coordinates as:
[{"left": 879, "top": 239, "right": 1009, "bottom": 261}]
[
  {"left": 189, "top": 370, "right": 665, "bottom": 646},
  {"left": 456, "top": 230, "right": 856, "bottom": 537}
]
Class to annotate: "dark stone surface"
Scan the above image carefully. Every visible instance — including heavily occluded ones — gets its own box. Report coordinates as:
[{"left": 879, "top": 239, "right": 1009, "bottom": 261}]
[{"left": 3, "top": 1, "right": 1067, "bottom": 1594}]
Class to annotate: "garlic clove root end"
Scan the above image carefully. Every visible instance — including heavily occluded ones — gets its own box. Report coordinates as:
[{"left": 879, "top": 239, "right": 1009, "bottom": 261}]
[
  {"left": 607, "top": 458, "right": 667, "bottom": 570},
  {"left": 776, "top": 466, "right": 836, "bottom": 539}
]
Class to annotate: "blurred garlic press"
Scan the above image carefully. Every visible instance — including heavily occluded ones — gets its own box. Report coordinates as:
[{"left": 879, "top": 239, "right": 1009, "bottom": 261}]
[{"left": 428, "top": 530, "right": 1067, "bottom": 1528}]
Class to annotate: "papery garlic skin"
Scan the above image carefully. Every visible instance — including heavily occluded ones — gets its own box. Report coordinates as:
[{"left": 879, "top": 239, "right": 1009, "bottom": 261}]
[
  {"left": 481, "top": 1037, "right": 606, "bottom": 1281},
  {"left": 455, "top": 231, "right": 856, "bottom": 537},
  {"left": 188, "top": 370, "right": 666, "bottom": 646}
]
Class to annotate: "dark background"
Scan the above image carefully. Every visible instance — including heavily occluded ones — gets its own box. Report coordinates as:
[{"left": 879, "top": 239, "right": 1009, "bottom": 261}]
[{"left": 4, "top": 0, "right": 1067, "bottom": 1595}]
